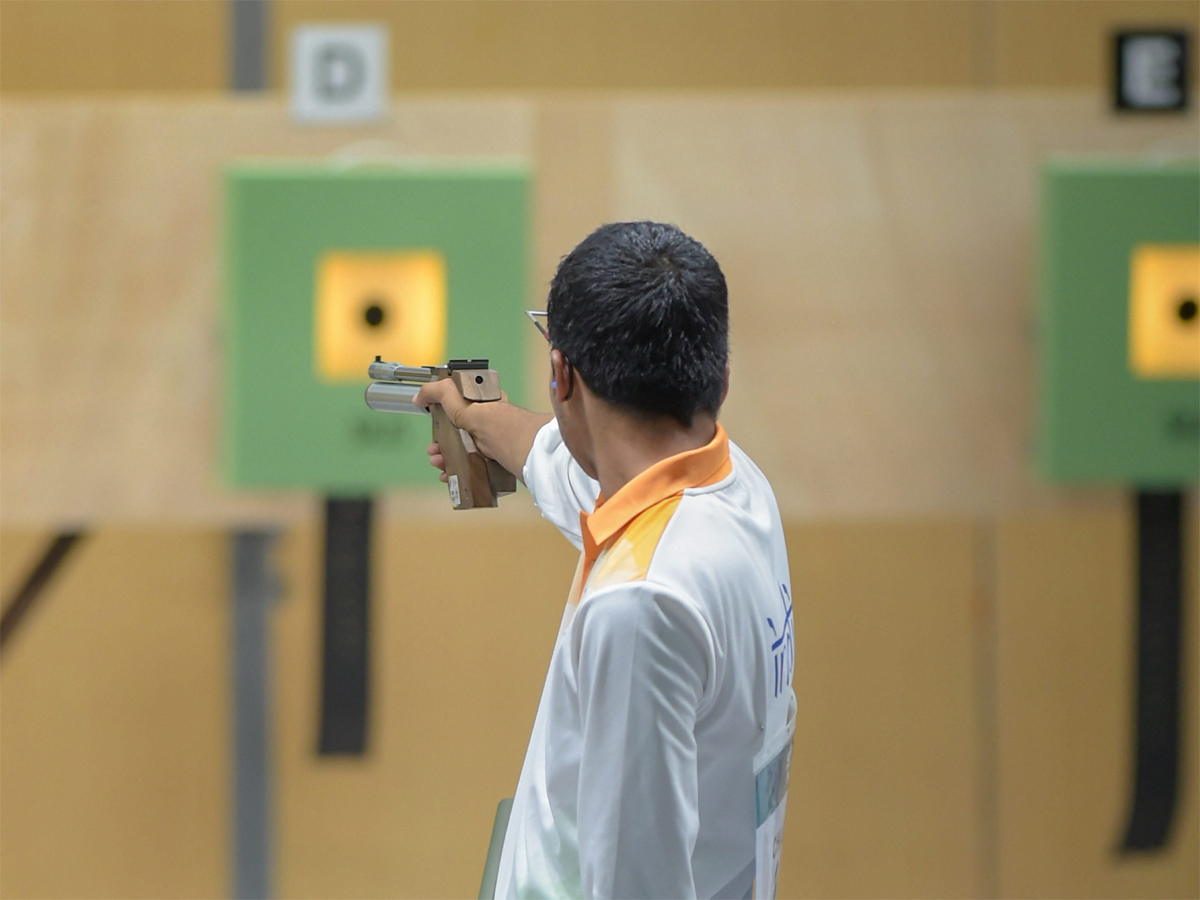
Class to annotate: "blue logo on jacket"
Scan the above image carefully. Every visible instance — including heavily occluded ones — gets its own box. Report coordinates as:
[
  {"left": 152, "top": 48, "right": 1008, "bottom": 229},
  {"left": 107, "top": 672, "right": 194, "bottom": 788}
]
[{"left": 766, "top": 583, "right": 794, "bottom": 697}]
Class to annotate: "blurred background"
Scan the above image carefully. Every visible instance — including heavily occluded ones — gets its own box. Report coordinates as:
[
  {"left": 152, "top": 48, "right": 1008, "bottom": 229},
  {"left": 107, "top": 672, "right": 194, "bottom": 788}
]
[{"left": 1, "top": 1, "right": 1197, "bottom": 898}]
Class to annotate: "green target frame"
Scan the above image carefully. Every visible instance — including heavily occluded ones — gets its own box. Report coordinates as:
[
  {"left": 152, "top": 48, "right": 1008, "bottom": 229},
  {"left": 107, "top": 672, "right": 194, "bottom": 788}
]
[
  {"left": 223, "top": 162, "right": 530, "bottom": 491},
  {"left": 1037, "top": 160, "right": 1199, "bottom": 486}
]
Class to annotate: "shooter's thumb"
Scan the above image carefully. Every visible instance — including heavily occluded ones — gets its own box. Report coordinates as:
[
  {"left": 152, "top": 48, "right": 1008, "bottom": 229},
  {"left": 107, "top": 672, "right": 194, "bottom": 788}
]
[{"left": 412, "top": 379, "right": 468, "bottom": 427}]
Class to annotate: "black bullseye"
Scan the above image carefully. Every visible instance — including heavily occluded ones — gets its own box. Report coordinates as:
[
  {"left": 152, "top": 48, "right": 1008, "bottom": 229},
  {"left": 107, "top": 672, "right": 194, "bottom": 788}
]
[
  {"left": 1177, "top": 298, "right": 1197, "bottom": 323},
  {"left": 364, "top": 303, "right": 386, "bottom": 328}
]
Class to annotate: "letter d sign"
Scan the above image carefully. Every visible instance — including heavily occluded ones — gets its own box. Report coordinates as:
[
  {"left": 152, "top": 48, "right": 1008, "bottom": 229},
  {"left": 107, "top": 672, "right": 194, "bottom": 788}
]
[{"left": 292, "top": 25, "right": 389, "bottom": 123}]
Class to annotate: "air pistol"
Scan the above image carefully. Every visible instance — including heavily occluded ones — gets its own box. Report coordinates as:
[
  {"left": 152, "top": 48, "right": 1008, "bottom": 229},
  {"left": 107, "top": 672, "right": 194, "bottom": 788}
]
[{"left": 365, "top": 357, "right": 517, "bottom": 509}]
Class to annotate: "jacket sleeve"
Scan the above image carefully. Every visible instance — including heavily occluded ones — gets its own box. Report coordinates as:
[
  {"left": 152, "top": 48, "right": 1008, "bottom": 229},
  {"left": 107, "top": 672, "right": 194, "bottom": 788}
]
[
  {"left": 570, "top": 583, "right": 715, "bottom": 899},
  {"left": 523, "top": 418, "right": 600, "bottom": 550}
]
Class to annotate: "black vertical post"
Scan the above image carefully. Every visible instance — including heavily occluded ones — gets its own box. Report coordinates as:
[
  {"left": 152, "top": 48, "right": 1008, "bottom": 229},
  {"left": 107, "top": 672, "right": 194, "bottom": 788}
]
[
  {"left": 319, "top": 498, "right": 372, "bottom": 755},
  {"left": 1120, "top": 490, "right": 1184, "bottom": 851}
]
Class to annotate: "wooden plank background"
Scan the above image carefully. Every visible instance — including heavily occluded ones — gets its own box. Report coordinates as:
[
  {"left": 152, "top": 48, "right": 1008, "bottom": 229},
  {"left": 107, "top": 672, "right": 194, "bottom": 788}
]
[
  {"left": 4, "top": 1, "right": 1198, "bottom": 94},
  {"left": 2, "top": 94, "right": 1195, "bottom": 524},
  {"left": 0, "top": 528, "right": 231, "bottom": 900}
]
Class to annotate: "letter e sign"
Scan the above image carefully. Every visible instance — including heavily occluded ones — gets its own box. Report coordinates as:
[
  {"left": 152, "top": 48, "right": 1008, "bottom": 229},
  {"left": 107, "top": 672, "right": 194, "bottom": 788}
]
[
  {"left": 1114, "top": 30, "right": 1190, "bottom": 112},
  {"left": 291, "top": 25, "right": 389, "bottom": 123}
]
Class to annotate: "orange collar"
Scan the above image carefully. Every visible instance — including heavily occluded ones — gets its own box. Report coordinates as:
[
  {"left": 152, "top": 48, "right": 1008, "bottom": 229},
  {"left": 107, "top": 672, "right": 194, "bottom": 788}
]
[{"left": 580, "top": 424, "right": 732, "bottom": 552}]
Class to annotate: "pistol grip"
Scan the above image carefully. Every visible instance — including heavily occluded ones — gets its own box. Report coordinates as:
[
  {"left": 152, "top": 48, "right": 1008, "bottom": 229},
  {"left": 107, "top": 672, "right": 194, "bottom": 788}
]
[
  {"left": 487, "top": 456, "right": 517, "bottom": 497},
  {"left": 430, "top": 404, "right": 497, "bottom": 509}
]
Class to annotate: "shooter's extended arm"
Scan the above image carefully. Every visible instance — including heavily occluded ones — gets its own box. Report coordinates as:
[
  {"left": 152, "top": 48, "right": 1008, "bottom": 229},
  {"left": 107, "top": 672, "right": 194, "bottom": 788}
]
[{"left": 365, "top": 357, "right": 517, "bottom": 510}]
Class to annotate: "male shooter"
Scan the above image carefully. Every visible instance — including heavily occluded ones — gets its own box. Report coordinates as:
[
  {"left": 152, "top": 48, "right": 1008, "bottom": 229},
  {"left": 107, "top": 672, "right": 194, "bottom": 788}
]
[{"left": 413, "top": 222, "right": 795, "bottom": 899}]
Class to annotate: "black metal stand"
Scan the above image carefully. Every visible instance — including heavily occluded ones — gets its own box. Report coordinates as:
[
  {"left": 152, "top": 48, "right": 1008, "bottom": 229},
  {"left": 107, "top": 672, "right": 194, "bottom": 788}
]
[
  {"left": 1120, "top": 490, "right": 1184, "bottom": 851},
  {"left": 318, "top": 497, "right": 373, "bottom": 755}
]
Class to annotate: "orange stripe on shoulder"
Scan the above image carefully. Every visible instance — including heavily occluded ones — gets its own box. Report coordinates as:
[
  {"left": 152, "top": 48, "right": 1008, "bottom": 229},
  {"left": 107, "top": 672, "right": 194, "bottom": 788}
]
[{"left": 587, "top": 495, "right": 682, "bottom": 591}]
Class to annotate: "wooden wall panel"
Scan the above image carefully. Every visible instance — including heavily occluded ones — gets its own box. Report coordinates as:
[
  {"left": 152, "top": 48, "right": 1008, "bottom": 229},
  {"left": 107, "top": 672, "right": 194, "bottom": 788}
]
[
  {"left": 0, "top": 97, "right": 534, "bottom": 527},
  {"left": 994, "top": 503, "right": 1199, "bottom": 899},
  {"left": 526, "top": 99, "right": 614, "bottom": 411},
  {"left": 4, "top": 1, "right": 1197, "bottom": 96},
  {"left": 993, "top": 0, "right": 1200, "bottom": 88},
  {"left": 271, "top": 1, "right": 975, "bottom": 92},
  {"left": 778, "top": 521, "right": 981, "bottom": 899},
  {"left": 0, "top": 0, "right": 226, "bottom": 93},
  {"left": 0, "top": 529, "right": 229, "bottom": 900},
  {"left": 2, "top": 94, "right": 1194, "bottom": 526},
  {"left": 272, "top": 519, "right": 579, "bottom": 899}
]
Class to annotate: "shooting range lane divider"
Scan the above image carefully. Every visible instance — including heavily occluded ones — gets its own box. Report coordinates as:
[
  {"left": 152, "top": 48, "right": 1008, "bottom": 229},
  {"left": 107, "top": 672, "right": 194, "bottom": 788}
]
[
  {"left": 230, "top": 0, "right": 268, "bottom": 92},
  {"left": 1120, "top": 490, "right": 1185, "bottom": 851},
  {"left": 319, "top": 498, "right": 372, "bottom": 755},
  {"left": 0, "top": 532, "right": 87, "bottom": 655},
  {"left": 229, "top": 6, "right": 274, "bottom": 897},
  {"left": 232, "top": 531, "right": 280, "bottom": 900}
]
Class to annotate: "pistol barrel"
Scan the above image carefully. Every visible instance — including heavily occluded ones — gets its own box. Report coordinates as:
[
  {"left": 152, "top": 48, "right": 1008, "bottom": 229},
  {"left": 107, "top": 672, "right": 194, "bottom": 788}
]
[{"left": 368, "top": 360, "right": 436, "bottom": 382}]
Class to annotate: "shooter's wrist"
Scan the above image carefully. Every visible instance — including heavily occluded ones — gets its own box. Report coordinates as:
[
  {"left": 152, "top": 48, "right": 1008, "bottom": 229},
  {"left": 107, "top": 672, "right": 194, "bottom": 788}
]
[{"left": 458, "top": 400, "right": 550, "bottom": 482}]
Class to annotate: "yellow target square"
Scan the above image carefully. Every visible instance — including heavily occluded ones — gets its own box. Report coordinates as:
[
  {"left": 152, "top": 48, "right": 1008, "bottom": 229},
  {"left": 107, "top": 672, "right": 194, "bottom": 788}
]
[
  {"left": 1129, "top": 243, "right": 1200, "bottom": 379},
  {"left": 315, "top": 250, "right": 447, "bottom": 382}
]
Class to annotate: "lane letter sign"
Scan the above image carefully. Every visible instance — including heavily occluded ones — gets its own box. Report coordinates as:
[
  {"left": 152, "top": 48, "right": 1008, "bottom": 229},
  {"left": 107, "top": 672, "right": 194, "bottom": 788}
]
[
  {"left": 1115, "top": 30, "right": 1190, "bottom": 112},
  {"left": 291, "top": 24, "right": 389, "bottom": 123}
]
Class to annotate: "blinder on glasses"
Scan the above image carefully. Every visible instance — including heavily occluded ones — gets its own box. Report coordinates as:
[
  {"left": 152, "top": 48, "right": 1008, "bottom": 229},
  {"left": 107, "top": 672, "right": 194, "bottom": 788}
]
[
  {"left": 525, "top": 309, "right": 550, "bottom": 342},
  {"left": 525, "top": 309, "right": 573, "bottom": 399}
]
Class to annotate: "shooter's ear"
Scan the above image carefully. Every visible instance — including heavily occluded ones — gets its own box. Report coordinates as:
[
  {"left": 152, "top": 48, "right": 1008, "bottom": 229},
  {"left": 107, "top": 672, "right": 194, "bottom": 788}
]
[
  {"left": 551, "top": 349, "right": 572, "bottom": 404},
  {"left": 721, "top": 365, "right": 731, "bottom": 406}
]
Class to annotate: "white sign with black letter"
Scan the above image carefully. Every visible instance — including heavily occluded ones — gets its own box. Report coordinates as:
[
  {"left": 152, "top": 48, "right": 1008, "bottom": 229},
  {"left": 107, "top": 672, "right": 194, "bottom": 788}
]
[
  {"left": 1115, "top": 31, "right": 1189, "bottom": 112},
  {"left": 291, "top": 24, "right": 389, "bottom": 123}
]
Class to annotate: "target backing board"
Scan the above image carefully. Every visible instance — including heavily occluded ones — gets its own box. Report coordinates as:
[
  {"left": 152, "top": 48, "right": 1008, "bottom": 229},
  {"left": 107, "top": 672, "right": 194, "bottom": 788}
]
[
  {"left": 223, "top": 162, "right": 529, "bottom": 490},
  {"left": 1037, "top": 160, "right": 1199, "bottom": 486}
]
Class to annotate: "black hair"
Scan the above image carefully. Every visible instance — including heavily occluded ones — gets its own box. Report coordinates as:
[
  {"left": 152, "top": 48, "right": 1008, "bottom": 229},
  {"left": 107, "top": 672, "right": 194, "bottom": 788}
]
[{"left": 546, "top": 221, "right": 728, "bottom": 427}]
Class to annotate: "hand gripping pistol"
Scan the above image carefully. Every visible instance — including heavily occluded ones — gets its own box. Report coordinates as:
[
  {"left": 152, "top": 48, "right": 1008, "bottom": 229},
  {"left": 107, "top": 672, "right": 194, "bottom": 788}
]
[{"left": 365, "top": 357, "right": 517, "bottom": 509}]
